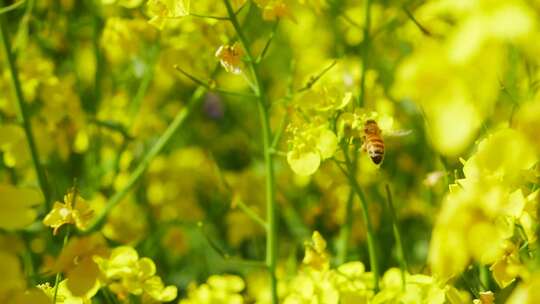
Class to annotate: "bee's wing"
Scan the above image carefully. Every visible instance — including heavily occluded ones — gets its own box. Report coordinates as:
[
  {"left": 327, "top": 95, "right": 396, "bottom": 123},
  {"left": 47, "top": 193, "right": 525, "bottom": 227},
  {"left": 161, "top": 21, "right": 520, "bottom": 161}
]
[{"left": 383, "top": 129, "right": 413, "bottom": 137}]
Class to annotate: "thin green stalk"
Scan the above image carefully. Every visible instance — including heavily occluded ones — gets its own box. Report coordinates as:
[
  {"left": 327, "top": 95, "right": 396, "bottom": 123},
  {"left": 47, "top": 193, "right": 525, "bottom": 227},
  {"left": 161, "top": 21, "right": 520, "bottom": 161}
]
[
  {"left": 101, "top": 288, "right": 118, "bottom": 304},
  {"left": 189, "top": 13, "right": 229, "bottom": 21},
  {"left": 342, "top": 146, "right": 379, "bottom": 291},
  {"left": 298, "top": 60, "right": 337, "bottom": 93},
  {"left": 22, "top": 236, "right": 36, "bottom": 286},
  {"left": 223, "top": 1, "right": 278, "bottom": 302},
  {"left": 357, "top": 0, "right": 371, "bottom": 107},
  {"left": 198, "top": 222, "right": 267, "bottom": 268},
  {"left": 0, "top": 10, "right": 51, "bottom": 207},
  {"left": 85, "top": 86, "right": 207, "bottom": 232},
  {"left": 337, "top": 139, "right": 361, "bottom": 266},
  {"left": 13, "top": 0, "right": 33, "bottom": 50},
  {"left": 385, "top": 184, "right": 408, "bottom": 291},
  {"left": 479, "top": 264, "right": 490, "bottom": 291},
  {"left": 235, "top": 198, "right": 268, "bottom": 230},
  {"left": 337, "top": 189, "right": 354, "bottom": 265},
  {"left": 129, "top": 46, "right": 160, "bottom": 124},
  {"left": 270, "top": 112, "right": 288, "bottom": 150},
  {"left": 403, "top": 6, "right": 432, "bottom": 37},
  {"left": 212, "top": 155, "right": 268, "bottom": 230},
  {"left": 0, "top": 0, "right": 24, "bottom": 15},
  {"left": 91, "top": 1, "right": 103, "bottom": 111},
  {"left": 174, "top": 64, "right": 256, "bottom": 98},
  {"left": 256, "top": 20, "right": 280, "bottom": 63},
  {"left": 53, "top": 227, "right": 71, "bottom": 303},
  {"left": 90, "top": 119, "right": 133, "bottom": 140},
  {"left": 281, "top": 201, "right": 311, "bottom": 243}
]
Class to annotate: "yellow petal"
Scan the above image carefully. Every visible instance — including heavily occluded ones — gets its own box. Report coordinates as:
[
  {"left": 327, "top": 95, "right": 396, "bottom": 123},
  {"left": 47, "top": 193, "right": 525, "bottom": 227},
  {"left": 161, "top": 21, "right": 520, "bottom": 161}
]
[
  {"left": 43, "top": 202, "right": 72, "bottom": 234},
  {"left": 0, "top": 251, "right": 25, "bottom": 296},
  {"left": 207, "top": 275, "right": 245, "bottom": 293},
  {"left": 490, "top": 258, "right": 517, "bottom": 288},
  {"left": 11, "top": 288, "right": 50, "bottom": 304},
  {"left": 312, "top": 231, "right": 327, "bottom": 253},
  {"left": 66, "top": 258, "right": 101, "bottom": 297},
  {"left": 0, "top": 184, "right": 42, "bottom": 230},
  {"left": 317, "top": 129, "right": 337, "bottom": 160},
  {"left": 138, "top": 258, "right": 157, "bottom": 278},
  {"left": 287, "top": 150, "right": 321, "bottom": 176},
  {"left": 143, "top": 276, "right": 178, "bottom": 301}
]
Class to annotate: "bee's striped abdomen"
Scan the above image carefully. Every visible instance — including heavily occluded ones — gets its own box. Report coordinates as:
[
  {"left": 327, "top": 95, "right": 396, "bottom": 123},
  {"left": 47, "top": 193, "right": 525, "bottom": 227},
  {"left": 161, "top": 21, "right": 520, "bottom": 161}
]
[
  {"left": 363, "top": 120, "right": 385, "bottom": 165},
  {"left": 366, "top": 134, "right": 385, "bottom": 164}
]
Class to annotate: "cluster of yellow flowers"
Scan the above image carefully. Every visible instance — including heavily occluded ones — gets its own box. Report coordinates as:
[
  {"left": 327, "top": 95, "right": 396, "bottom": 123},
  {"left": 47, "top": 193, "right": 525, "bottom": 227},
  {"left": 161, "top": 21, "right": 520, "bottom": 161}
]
[
  {"left": 429, "top": 127, "right": 538, "bottom": 281},
  {"left": 180, "top": 274, "right": 245, "bottom": 304},
  {"left": 393, "top": 0, "right": 539, "bottom": 157},
  {"left": 430, "top": 101, "right": 540, "bottom": 297},
  {"left": 95, "top": 246, "right": 178, "bottom": 302}
]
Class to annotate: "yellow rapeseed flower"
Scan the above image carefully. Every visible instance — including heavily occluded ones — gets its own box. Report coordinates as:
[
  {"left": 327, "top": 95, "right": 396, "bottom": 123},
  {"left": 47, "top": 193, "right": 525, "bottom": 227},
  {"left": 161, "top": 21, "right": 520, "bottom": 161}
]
[
  {"left": 0, "top": 125, "right": 29, "bottom": 168},
  {"left": 43, "top": 188, "right": 94, "bottom": 234},
  {"left": 286, "top": 120, "right": 337, "bottom": 176},
  {"left": 179, "top": 274, "right": 245, "bottom": 304},
  {"left": 371, "top": 268, "right": 447, "bottom": 304},
  {"left": 147, "top": 0, "right": 190, "bottom": 29},
  {"left": 254, "top": 0, "right": 296, "bottom": 22},
  {"left": 303, "top": 231, "right": 329, "bottom": 271},
  {"left": 215, "top": 43, "right": 245, "bottom": 75},
  {"left": 507, "top": 273, "right": 540, "bottom": 304},
  {"left": 0, "top": 250, "right": 49, "bottom": 304},
  {"left": 39, "top": 280, "right": 92, "bottom": 304},
  {"left": 51, "top": 234, "right": 109, "bottom": 297},
  {"left": 429, "top": 128, "right": 538, "bottom": 281},
  {"left": 95, "top": 246, "right": 177, "bottom": 302}
]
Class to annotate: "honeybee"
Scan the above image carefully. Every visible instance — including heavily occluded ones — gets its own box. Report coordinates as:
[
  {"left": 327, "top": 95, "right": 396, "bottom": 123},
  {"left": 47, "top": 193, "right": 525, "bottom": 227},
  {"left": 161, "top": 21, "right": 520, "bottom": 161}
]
[
  {"left": 361, "top": 119, "right": 411, "bottom": 165},
  {"left": 362, "top": 119, "right": 385, "bottom": 165}
]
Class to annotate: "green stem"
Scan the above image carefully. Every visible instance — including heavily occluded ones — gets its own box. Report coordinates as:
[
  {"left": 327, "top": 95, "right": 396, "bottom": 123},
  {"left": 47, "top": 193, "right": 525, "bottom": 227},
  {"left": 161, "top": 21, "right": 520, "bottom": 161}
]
[
  {"left": 270, "top": 112, "right": 288, "bottom": 150},
  {"left": 189, "top": 13, "right": 229, "bottom": 21},
  {"left": 256, "top": 20, "right": 280, "bottom": 63},
  {"left": 91, "top": 1, "right": 103, "bottom": 111},
  {"left": 235, "top": 198, "right": 268, "bottom": 230},
  {"left": 90, "top": 119, "right": 133, "bottom": 140},
  {"left": 0, "top": 0, "right": 24, "bottom": 15},
  {"left": 212, "top": 156, "right": 268, "bottom": 230},
  {"left": 342, "top": 146, "right": 379, "bottom": 291},
  {"left": 337, "top": 140, "right": 361, "bottom": 266},
  {"left": 85, "top": 86, "right": 207, "bottom": 232},
  {"left": 223, "top": 1, "right": 278, "bottom": 303},
  {"left": 337, "top": 188, "right": 354, "bottom": 265},
  {"left": 479, "top": 264, "right": 490, "bottom": 291},
  {"left": 13, "top": 0, "right": 33, "bottom": 50},
  {"left": 357, "top": 0, "right": 371, "bottom": 107},
  {"left": 298, "top": 60, "right": 337, "bottom": 93},
  {"left": 198, "top": 222, "right": 267, "bottom": 268},
  {"left": 211, "top": 154, "right": 268, "bottom": 230},
  {"left": 385, "top": 184, "right": 407, "bottom": 291},
  {"left": 101, "top": 288, "right": 118, "bottom": 304},
  {"left": 53, "top": 227, "right": 71, "bottom": 303},
  {"left": 402, "top": 6, "right": 432, "bottom": 37},
  {"left": 174, "top": 64, "right": 255, "bottom": 98},
  {"left": 128, "top": 46, "right": 159, "bottom": 125},
  {"left": 281, "top": 200, "right": 310, "bottom": 243},
  {"left": 22, "top": 236, "right": 36, "bottom": 286},
  {"left": 0, "top": 9, "right": 51, "bottom": 207}
]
